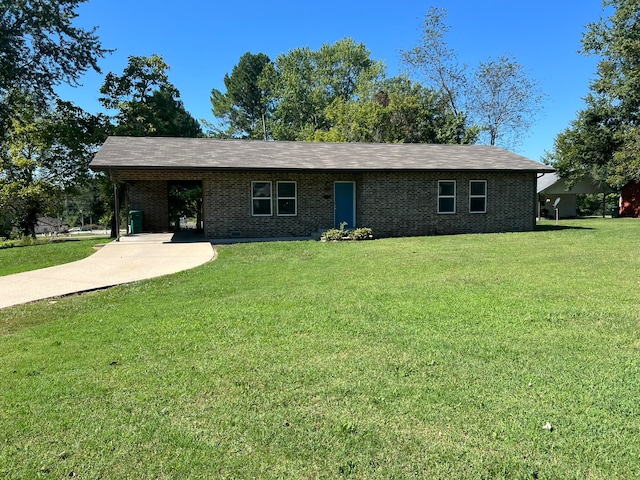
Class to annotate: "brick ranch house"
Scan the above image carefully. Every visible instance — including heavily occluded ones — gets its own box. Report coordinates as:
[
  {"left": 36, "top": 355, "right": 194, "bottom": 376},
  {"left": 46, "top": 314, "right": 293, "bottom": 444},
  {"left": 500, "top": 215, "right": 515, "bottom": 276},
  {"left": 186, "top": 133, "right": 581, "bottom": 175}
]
[{"left": 89, "top": 136, "right": 554, "bottom": 239}]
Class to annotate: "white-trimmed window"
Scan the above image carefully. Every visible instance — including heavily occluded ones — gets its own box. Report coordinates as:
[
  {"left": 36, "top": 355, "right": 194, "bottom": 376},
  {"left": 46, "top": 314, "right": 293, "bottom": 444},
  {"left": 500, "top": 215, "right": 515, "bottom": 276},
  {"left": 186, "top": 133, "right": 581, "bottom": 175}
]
[
  {"left": 251, "top": 181, "right": 272, "bottom": 216},
  {"left": 469, "top": 180, "right": 487, "bottom": 213},
  {"left": 438, "top": 180, "right": 456, "bottom": 214},
  {"left": 277, "top": 181, "right": 297, "bottom": 216}
]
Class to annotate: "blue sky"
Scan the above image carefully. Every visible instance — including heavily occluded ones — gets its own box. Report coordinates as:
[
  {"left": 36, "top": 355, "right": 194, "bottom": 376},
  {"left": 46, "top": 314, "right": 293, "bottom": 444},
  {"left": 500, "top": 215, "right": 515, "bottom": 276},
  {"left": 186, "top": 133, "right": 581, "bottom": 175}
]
[{"left": 57, "top": 0, "right": 608, "bottom": 162}]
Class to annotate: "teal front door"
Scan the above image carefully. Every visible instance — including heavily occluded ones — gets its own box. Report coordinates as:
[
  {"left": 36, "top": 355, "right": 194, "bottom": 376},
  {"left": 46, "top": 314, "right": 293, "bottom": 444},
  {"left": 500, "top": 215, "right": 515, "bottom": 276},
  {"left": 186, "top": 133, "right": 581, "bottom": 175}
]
[{"left": 334, "top": 182, "right": 355, "bottom": 229}]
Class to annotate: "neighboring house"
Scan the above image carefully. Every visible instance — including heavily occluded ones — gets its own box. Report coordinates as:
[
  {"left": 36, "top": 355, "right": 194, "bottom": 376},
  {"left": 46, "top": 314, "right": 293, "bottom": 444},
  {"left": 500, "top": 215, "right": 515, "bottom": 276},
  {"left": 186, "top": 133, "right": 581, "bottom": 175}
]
[
  {"left": 537, "top": 172, "right": 615, "bottom": 218},
  {"left": 90, "top": 136, "right": 554, "bottom": 239},
  {"left": 35, "top": 217, "right": 69, "bottom": 234},
  {"left": 620, "top": 180, "right": 640, "bottom": 217}
]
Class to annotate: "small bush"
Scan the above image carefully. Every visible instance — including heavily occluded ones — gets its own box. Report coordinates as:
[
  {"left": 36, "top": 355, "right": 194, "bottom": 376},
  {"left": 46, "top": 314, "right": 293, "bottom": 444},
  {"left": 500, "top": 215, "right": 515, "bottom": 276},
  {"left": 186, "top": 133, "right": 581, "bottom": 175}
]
[
  {"left": 321, "top": 226, "right": 373, "bottom": 242},
  {"left": 350, "top": 227, "right": 373, "bottom": 240},
  {"left": 0, "top": 236, "right": 50, "bottom": 249},
  {"left": 320, "top": 228, "right": 347, "bottom": 242}
]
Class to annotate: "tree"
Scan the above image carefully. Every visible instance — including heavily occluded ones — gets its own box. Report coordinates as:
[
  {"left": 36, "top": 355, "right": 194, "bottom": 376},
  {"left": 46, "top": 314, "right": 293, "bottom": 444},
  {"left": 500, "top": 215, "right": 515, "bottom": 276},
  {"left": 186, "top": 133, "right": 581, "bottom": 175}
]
[
  {"left": 210, "top": 52, "right": 272, "bottom": 139},
  {"left": 114, "top": 89, "right": 202, "bottom": 137},
  {"left": 0, "top": 107, "right": 60, "bottom": 238},
  {"left": 59, "top": 177, "right": 110, "bottom": 229},
  {"left": 40, "top": 101, "right": 112, "bottom": 188},
  {"left": 400, "top": 7, "right": 467, "bottom": 116},
  {"left": 469, "top": 55, "right": 544, "bottom": 148},
  {"left": 546, "top": 0, "right": 640, "bottom": 187},
  {"left": 0, "top": 0, "right": 109, "bottom": 136},
  {"left": 0, "top": 1, "right": 110, "bottom": 237},
  {"left": 544, "top": 94, "right": 621, "bottom": 184},
  {"left": 267, "top": 38, "right": 384, "bottom": 140},
  {"left": 314, "top": 77, "right": 478, "bottom": 144},
  {"left": 582, "top": 0, "right": 640, "bottom": 183},
  {"left": 0, "top": 98, "right": 110, "bottom": 237},
  {"left": 212, "top": 38, "right": 385, "bottom": 141},
  {"left": 266, "top": 46, "right": 322, "bottom": 140},
  {"left": 401, "top": 7, "right": 544, "bottom": 149},
  {"left": 582, "top": 0, "right": 640, "bottom": 122},
  {"left": 100, "top": 54, "right": 202, "bottom": 137}
]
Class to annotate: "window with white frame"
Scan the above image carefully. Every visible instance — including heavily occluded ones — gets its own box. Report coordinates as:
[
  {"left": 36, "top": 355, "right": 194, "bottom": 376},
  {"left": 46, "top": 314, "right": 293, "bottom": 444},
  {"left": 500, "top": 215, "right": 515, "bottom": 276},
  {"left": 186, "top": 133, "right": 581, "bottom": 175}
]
[
  {"left": 277, "top": 181, "right": 297, "bottom": 216},
  {"left": 469, "top": 180, "right": 487, "bottom": 213},
  {"left": 438, "top": 180, "right": 456, "bottom": 214},
  {"left": 251, "top": 181, "right": 272, "bottom": 216}
]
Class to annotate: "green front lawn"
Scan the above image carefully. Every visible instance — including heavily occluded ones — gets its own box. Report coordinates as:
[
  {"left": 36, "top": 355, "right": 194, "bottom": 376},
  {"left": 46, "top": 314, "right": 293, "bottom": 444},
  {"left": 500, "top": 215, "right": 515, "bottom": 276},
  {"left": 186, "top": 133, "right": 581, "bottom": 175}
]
[
  {"left": 0, "top": 237, "right": 109, "bottom": 276},
  {"left": 1, "top": 219, "right": 639, "bottom": 478}
]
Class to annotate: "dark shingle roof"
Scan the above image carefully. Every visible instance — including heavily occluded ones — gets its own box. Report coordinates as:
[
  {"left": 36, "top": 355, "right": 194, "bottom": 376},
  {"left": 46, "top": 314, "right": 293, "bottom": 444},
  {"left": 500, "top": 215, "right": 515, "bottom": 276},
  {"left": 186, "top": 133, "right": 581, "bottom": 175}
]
[{"left": 90, "top": 136, "right": 554, "bottom": 172}]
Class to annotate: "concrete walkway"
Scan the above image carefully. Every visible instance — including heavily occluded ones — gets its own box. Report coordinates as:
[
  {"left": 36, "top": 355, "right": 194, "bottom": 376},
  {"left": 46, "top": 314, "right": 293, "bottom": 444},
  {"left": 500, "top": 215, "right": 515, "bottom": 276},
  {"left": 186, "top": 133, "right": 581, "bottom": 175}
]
[{"left": 0, "top": 233, "right": 215, "bottom": 310}]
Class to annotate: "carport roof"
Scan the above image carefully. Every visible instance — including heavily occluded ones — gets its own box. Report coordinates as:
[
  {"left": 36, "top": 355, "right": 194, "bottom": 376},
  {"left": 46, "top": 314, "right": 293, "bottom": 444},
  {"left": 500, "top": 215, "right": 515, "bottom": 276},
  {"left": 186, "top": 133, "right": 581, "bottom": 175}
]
[
  {"left": 90, "top": 136, "right": 555, "bottom": 173},
  {"left": 537, "top": 172, "right": 615, "bottom": 194}
]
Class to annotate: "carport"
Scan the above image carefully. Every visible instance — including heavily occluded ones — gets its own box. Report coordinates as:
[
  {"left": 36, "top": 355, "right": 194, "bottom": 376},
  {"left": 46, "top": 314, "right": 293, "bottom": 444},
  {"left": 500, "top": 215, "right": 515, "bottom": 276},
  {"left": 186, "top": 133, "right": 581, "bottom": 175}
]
[{"left": 537, "top": 173, "right": 615, "bottom": 218}]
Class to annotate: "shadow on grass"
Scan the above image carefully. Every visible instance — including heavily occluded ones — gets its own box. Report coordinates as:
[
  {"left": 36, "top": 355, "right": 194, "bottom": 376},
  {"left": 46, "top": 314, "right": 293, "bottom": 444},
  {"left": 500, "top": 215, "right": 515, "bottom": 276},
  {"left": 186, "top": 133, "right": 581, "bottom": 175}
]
[{"left": 535, "top": 224, "right": 595, "bottom": 231}]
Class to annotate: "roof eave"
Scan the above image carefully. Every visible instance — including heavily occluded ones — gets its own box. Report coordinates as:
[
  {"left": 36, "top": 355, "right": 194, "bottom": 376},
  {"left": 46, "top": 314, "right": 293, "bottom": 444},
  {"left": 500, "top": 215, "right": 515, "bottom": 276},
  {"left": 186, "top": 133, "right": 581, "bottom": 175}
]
[{"left": 91, "top": 164, "right": 555, "bottom": 174}]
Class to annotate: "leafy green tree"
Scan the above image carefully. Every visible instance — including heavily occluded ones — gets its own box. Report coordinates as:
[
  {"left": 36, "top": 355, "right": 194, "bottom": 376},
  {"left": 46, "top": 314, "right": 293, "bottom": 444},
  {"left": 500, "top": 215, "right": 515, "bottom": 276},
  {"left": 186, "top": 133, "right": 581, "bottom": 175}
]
[
  {"left": 0, "top": 206, "right": 13, "bottom": 238},
  {"left": 0, "top": 0, "right": 109, "bottom": 137},
  {"left": 582, "top": 0, "right": 640, "bottom": 122},
  {"left": 546, "top": 0, "right": 640, "bottom": 186},
  {"left": 582, "top": 0, "right": 640, "bottom": 184},
  {"left": 100, "top": 54, "right": 201, "bottom": 137},
  {"left": 215, "top": 37, "right": 478, "bottom": 146},
  {"left": 544, "top": 95, "right": 621, "bottom": 185},
  {"left": 267, "top": 38, "right": 384, "bottom": 140},
  {"left": 116, "top": 89, "right": 202, "bottom": 137},
  {"left": 41, "top": 101, "right": 113, "bottom": 188},
  {"left": 210, "top": 52, "right": 272, "bottom": 139},
  {"left": 265, "top": 46, "right": 321, "bottom": 140},
  {"left": 0, "top": 98, "right": 109, "bottom": 237},
  {"left": 314, "top": 77, "right": 478, "bottom": 144},
  {"left": 100, "top": 54, "right": 176, "bottom": 109},
  {"left": 0, "top": 1, "right": 110, "bottom": 237}
]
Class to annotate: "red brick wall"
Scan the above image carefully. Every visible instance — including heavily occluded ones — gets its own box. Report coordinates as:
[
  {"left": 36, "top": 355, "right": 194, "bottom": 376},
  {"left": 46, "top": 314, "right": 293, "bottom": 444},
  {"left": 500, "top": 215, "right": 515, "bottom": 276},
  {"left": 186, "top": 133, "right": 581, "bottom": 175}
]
[{"left": 111, "top": 169, "right": 537, "bottom": 238}]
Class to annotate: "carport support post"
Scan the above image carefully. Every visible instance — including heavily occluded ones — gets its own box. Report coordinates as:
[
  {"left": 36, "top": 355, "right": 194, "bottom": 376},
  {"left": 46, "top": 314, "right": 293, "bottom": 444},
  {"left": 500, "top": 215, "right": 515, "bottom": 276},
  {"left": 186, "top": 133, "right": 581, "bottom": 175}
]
[{"left": 112, "top": 176, "right": 120, "bottom": 242}]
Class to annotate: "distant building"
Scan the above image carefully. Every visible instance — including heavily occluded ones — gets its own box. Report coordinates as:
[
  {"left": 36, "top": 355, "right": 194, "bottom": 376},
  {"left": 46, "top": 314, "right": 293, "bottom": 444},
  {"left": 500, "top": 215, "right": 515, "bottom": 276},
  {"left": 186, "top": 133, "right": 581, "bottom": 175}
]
[{"left": 35, "top": 217, "right": 69, "bottom": 234}]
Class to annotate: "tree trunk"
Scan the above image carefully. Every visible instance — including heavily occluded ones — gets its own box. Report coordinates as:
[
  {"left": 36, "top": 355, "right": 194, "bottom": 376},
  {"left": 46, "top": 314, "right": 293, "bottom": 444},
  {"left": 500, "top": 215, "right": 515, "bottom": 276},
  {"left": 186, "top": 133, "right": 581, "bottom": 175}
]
[{"left": 21, "top": 209, "right": 39, "bottom": 239}]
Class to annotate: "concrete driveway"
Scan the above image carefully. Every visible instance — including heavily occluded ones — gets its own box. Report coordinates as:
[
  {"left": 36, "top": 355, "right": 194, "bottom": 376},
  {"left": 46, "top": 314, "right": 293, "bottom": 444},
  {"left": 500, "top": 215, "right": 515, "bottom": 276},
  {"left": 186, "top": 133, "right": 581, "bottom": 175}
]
[{"left": 0, "top": 233, "right": 215, "bottom": 310}]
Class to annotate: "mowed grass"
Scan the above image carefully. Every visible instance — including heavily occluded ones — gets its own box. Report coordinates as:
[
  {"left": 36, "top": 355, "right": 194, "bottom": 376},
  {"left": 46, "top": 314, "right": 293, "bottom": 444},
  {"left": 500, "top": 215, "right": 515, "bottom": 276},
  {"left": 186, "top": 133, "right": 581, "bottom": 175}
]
[
  {"left": 1, "top": 219, "right": 639, "bottom": 478},
  {"left": 0, "top": 238, "right": 110, "bottom": 276}
]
